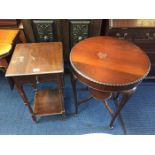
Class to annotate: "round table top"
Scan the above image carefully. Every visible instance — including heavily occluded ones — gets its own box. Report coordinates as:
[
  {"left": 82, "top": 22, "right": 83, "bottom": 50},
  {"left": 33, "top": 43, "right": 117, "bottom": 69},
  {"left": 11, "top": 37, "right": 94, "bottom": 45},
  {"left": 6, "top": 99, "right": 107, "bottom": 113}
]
[
  {"left": 0, "top": 43, "right": 12, "bottom": 58},
  {"left": 70, "top": 36, "right": 151, "bottom": 87}
]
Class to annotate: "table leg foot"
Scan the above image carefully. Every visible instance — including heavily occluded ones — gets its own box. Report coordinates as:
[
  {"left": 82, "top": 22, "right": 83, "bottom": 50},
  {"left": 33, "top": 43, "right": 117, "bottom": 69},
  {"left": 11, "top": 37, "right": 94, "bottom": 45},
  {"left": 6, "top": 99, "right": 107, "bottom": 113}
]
[
  {"left": 32, "top": 115, "right": 37, "bottom": 122},
  {"left": 109, "top": 87, "right": 137, "bottom": 128},
  {"left": 109, "top": 125, "right": 113, "bottom": 130},
  {"left": 61, "top": 112, "right": 66, "bottom": 121}
]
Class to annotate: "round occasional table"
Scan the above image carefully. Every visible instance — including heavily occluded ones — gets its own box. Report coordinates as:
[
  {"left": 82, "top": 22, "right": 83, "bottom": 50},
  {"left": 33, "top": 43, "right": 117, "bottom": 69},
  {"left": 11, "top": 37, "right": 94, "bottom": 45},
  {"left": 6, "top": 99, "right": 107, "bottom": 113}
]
[{"left": 70, "top": 36, "right": 151, "bottom": 128}]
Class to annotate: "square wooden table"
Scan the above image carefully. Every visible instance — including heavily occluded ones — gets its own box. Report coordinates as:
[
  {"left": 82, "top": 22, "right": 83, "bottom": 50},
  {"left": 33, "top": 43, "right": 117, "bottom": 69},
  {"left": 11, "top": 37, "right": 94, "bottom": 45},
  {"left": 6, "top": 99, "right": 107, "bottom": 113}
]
[{"left": 5, "top": 42, "right": 65, "bottom": 122}]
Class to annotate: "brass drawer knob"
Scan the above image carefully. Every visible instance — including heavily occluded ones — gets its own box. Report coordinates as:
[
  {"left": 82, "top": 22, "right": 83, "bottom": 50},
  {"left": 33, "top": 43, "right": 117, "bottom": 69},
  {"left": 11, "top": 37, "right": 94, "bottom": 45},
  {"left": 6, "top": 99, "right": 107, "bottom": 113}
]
[
  {"left": 116, "top": 32, "right": 128, "bottom": 39},
  {"left": 146, "top": 33, "right": 155, "bottom": 40},
  {"left": 116, "top": 33, "right": 120, "bottom": 37}
]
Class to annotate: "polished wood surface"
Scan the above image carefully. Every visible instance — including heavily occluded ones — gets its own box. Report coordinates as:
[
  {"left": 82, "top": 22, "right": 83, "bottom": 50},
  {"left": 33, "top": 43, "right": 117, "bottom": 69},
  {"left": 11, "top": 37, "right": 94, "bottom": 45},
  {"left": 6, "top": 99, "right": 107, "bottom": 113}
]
[
  {"left": 22, "top": 19, "right": 102, "bottom": 62},
  {"left": 21, "top": 20, "right": 35, "bottom": 42},
  {"left": 0, "top": 20, "right": 18, "bottom": 27},
  {"left": 0, "top": 29, "right": 19, "bottom": 57},
  {"left": 0, "top": 29, "right": 19, "bottom": 89},
  {"left": 0, "top": 29, "right": 19, "bottom": 43},
  {"left": 34, "top": 89, "right": 63, "bottom": 116},
  {"left": 5, "top": 42, "right": 65, "bottom": 121},
  {"left": 106, "top": 19, "right": 155, "bottom": 78},
  {"left": 70, "top": 36, "right": 151, "bottom": 128},
  {"left": 110, "top": 19, "right": 155, "bottom": 28},
  {"left": 6, "top": 42, "right": 64, "bottom": 77},
  {"left": 70, "top": 36, "right": 150, "bottom": 86},
  {"left": 0, "top": 58, "right": 8, "bottom": 69}
]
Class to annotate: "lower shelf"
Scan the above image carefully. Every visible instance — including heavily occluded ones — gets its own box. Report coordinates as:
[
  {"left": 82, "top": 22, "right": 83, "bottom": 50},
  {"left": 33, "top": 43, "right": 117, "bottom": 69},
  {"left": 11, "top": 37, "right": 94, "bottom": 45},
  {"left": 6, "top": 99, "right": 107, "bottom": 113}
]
[{"left": 33, "top": 89, "right": 64, "bottom": 116}]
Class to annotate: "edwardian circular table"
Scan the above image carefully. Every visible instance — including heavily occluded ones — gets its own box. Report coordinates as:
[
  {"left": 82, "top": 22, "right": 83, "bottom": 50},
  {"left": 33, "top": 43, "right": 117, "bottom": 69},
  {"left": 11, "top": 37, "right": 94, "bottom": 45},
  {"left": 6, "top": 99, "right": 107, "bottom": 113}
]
[{"left": 70, "top": 36, "right": 151, "bottom": 128}]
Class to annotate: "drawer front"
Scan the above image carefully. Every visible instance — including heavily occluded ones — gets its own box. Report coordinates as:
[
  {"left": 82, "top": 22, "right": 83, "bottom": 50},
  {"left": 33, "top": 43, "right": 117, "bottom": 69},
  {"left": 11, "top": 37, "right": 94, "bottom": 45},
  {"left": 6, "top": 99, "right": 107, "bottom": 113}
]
[
  {"left": 107, "top": 28, "right": 134, "bottom": 40},
  {"left": 32, "top": 20, "right": 55, "bottom": 42},
  {"left": 107, "top": 27, "right": 155, "bottom": 78},
  {"left": 37, "top": 74, "right": 58, "bottom": 83},
  {"left": 69, "top": 20, "right": 90, "bottom": 47},
  {"left": 13, "top": 76, "right": 36, "bottom": 85},
  {"left": 141, "top": 52, "right": 155, "bottom": 77},
  {"left": 148, "top": 63, "right": 155, "bottom": 77},
  {"left": 145, "top": 52, "right": 155, "bottom": 63},
  {"left": 134, "top": 41, "right": 155, "bottom": 52},
  {"left": 133, "top": 28, "right": 155, "bottom": 41},
  {"left": 107, "top": 28, "right": 155, "bottom": 41}
]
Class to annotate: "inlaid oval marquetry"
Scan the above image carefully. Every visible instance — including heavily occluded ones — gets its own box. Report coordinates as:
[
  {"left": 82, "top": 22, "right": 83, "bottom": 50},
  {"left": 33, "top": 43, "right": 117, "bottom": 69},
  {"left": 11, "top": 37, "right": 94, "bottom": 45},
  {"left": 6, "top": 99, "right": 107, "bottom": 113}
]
[
  {"left": 70, "top": 36, "right": 151, "bottom": 86},
  {"left": 97, "top": 52, "right": 107, "bottom": 59}
]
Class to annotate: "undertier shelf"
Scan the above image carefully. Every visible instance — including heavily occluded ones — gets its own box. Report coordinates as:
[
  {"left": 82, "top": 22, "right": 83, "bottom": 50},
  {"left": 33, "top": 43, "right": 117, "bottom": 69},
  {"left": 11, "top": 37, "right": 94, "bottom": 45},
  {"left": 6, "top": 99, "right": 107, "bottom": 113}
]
[{"left": 33, "top": 89, "right": 63, "bottom": 116}]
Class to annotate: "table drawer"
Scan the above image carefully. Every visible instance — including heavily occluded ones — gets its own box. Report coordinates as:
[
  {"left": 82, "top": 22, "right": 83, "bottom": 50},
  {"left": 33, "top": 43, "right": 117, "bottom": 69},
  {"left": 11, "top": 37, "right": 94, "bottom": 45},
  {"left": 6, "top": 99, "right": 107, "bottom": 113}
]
[
  {"left": 134, "top": 41, "right": 155, "bottom": 52},
  {"left": 148, "top": 63, "right": 155, "bottom": 77},
  {"left": 145, "top": 52, "right": 155, "bottom": 63},
  {"left": 133, "top": 28, "right": 155, "bottom": 41},
  {"left": 107, "top": 28, "right": 155, "bottom": 41},
  {"left": 37, "top": 74, "right": 58, "bottom": 83}
]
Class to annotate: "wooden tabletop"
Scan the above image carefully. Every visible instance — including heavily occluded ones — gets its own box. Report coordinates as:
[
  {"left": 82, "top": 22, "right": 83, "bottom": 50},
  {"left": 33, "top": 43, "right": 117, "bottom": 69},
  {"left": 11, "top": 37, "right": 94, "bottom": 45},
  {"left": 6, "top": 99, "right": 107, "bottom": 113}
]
[
  {"left": 70, "top": 36, "right": 150, "bottom": 86},
  {"left": 0, "top": 29, "right": 19, "bottom": 43},
  {"left": 6, "top": 42, "right": 64, "bottom": 77}
]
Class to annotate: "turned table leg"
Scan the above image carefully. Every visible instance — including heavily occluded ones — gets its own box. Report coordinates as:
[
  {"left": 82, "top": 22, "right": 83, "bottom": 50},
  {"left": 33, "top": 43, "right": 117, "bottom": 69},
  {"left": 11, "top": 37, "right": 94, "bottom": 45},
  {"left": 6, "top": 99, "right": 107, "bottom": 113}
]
[
  {"left": 70, "top": 73, "right": 79, "bottom": 114},
  {"left": 109, "top": 87, "right": 137, "bottom": 128},
  {"left": 57, "top": 73, "right": 66, "bottom": 118},
  {"left": 15, "top": 82, "right": 36, "bottom": 122}
]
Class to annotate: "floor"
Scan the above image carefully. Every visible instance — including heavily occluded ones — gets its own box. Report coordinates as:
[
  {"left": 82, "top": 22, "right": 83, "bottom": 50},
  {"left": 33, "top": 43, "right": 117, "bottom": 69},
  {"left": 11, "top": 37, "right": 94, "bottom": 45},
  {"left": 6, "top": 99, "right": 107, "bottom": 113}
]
[{"left": 0, "top": 71, "right": 155, "bottom": 135}]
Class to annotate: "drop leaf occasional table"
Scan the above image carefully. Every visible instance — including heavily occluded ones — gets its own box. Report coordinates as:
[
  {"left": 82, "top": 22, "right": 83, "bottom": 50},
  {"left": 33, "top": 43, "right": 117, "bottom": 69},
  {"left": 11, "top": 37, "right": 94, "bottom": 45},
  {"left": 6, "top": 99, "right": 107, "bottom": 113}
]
[
  {"left": 0, "top": 29, "right": 19, "bottom": 89},
  {"left": 70, "top": 36, "right": 150, "bottom": 128},
  {"left": 6, "top": 42, "right": 65, "bottom": 122}
]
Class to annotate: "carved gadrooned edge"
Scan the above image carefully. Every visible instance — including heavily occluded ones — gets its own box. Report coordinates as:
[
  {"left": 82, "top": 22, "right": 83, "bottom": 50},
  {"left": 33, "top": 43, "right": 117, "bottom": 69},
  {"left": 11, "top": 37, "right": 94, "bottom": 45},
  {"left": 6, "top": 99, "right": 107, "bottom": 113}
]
[{"left": 70, "top": 50, "right": 151, "bottom": 87}]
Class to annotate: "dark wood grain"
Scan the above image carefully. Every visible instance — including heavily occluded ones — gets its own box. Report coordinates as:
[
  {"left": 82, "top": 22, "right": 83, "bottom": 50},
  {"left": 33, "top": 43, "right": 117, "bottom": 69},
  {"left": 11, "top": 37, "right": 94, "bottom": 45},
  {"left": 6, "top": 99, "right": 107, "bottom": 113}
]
[
  {"left": 0, "top": 20, "right": 18, "bottom": 27},
  {"left": 5, "top": 42, "right": 65, "bottom": 121},
  {"left": 6, "top": 42, "right": 64, "bottom": 77},
  {"left": 0, "top": 58, "right": 8, "bottom": 69},
  {"left": 70, "top": 36, "right": 151, "bottom": 128},
  {"left": 34, "top": 89, "right": 63, "bottom": 116},
  {"left": 109, "top": 19, "right": 155, "bottom": 28},
  {"left": 21, "top": 19, "right": 35, "bottom": 42},
  {"left": 106, "top": 19, "right": 155, "bottom": 78},
  {"left": 0, "top": 29, "right": 19, "bottom": 89},
  {"left": 70, "top": 36, "right": 150, "bottom": 87}
]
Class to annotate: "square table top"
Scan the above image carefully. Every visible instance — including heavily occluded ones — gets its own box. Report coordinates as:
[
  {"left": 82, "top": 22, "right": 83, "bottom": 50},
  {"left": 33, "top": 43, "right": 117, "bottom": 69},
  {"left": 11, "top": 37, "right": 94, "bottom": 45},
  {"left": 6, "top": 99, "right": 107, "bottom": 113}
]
[
  {"left": 0, "top": 29, "right": 19, "bottom": 43},
  {"left": 5, "top": 42, "right": 64, "bottom": 77}
]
